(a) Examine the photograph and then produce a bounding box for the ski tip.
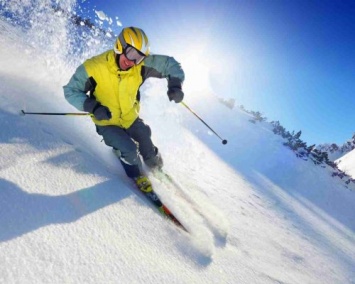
[179,223,189,233]
[160,205,188,233]
[20,110,26,116]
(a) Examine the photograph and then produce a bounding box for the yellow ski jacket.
[64,49,184,129]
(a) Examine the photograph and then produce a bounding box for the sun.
[173,43,214,104]
[171,38,238,107]
[181,49,212,91]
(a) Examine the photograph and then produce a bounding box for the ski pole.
[180,102,228,145]
[21,110,92,116]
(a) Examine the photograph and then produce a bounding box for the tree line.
[237,104,355,188]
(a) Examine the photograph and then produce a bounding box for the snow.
[94,10,112,25]
[0,13,354,284]
[337,149,355,179]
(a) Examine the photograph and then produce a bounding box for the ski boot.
[134,175,153,193]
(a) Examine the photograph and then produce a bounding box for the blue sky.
[77,0,355,145]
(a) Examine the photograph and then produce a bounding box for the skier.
[63,27,185,192]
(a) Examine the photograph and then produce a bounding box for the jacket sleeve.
[142,55,185,88]
[63,64,90,111]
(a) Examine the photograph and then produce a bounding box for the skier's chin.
[119,63,133,71]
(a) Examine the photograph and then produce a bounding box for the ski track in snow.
[150,172,228,255]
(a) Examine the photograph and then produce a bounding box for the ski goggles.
[123,45,146,65]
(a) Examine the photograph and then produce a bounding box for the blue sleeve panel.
[142,54,185,84]
[63,64,89,111]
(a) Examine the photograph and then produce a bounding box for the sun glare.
[174,43,214,104]
[171,38,239,106]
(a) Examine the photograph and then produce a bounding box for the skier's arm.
[142,55,185,102]
[63,65,90,111]
[142,54,185,85]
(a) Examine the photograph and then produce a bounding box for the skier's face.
[118,53,135,71]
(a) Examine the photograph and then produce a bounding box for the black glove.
[83,97,112,120]
[167,77,184,103]
[167,88,184,103]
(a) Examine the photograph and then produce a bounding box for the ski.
[152,170,203,214]
[151,170,229,240]
[151,170,194,205]
[133,180,188,232]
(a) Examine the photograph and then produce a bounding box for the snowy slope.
[0,17,355,284]
[337,149,355,179]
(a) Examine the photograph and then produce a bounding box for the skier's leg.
[126,118,163,169]
[96,125,142,178]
